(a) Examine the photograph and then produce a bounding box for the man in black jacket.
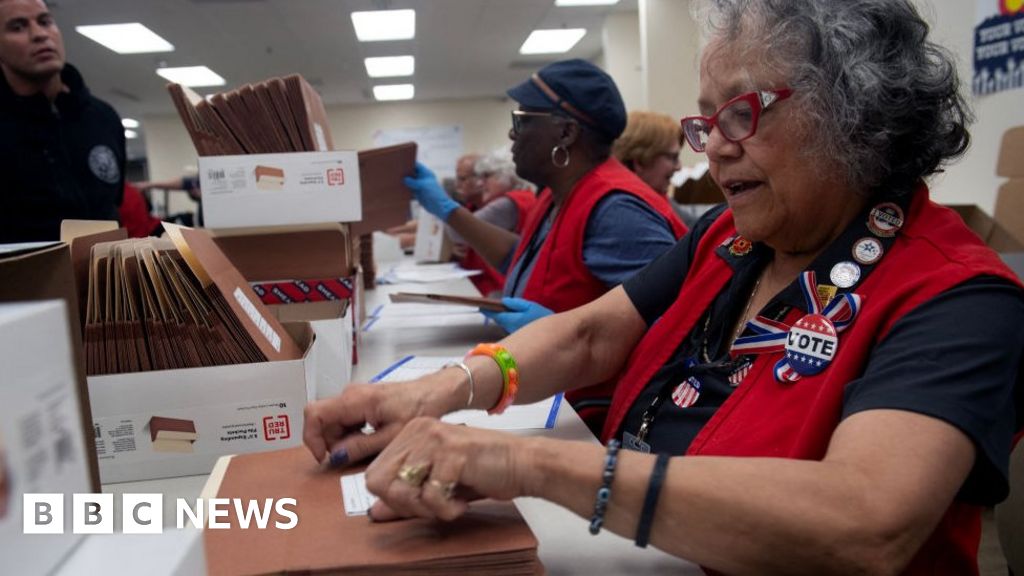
[0,0,125,242]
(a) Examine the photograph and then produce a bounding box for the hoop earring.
[551,145,570,168]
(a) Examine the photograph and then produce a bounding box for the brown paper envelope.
[164,223,302,362]
[351,142,418,235]
[195,98,246,155]
[283,74,333,152]
[238,84,281,153]
[206,447,540,576]
[167,83,224,156]
[252,83,292,153]
[210,92,260,155]
[266,77,304,152]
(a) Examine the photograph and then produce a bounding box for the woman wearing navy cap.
[308,0,1023,573]
[405,58,687,433]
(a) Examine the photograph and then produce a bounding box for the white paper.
[363,312,487,331]
[340,473,378,516]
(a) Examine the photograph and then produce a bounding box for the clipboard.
[389,292,508,312]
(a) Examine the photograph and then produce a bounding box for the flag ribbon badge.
[729,271,863,383]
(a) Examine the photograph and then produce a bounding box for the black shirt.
[0,64,125,243]
[621,204,1024,504]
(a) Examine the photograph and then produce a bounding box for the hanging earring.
[551,145,570,168]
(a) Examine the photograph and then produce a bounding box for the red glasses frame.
[680,88,793,153]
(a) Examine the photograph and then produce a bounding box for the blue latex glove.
[403,162,459,221]
[481,297,553,333]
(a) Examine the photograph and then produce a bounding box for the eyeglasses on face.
[510,109,570,134]
[680,88,793,153]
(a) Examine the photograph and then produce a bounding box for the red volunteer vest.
[511,158,687,431]
[602,185,1022,575]
[463,190,538,296]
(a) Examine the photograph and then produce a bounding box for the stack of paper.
[168,75,333,155]
[80,224,302,375]
[205,447,542,575]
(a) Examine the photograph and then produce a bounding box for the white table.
[77,254,700,576]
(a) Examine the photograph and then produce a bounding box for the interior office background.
[87,0,1021,218]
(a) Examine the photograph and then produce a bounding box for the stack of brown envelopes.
[82,224,302,375]
[205,446,543,575]
[168,74,333,155]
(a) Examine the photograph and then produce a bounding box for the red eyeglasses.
[680,88,793,153]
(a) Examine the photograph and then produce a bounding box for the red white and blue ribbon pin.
[730,271,863,382]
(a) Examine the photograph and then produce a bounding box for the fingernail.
[328,448,349,468]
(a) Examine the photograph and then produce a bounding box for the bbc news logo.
[23,494,298,534]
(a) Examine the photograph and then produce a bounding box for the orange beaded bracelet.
[467,343,519,415]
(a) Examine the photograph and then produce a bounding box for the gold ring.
[427,478,457,500]
[396,463,429,487]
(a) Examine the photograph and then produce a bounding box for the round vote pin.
[785,314,838,376]
[830,261,861,289]
[852,237,883,265]
[867,203,904,237]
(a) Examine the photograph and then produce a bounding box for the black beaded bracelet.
[635,452,670,548]
[588,439,621,535]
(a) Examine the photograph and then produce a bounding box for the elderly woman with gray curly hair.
[304,1,1024,573]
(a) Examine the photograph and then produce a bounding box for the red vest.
[602,185,1021,575]
[463,190,538,296]
[511,158,687,430]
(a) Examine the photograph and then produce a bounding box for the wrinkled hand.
[403,162,460,221]
[303,378,456,468]
[481,297,553,333]
[364,417,529,522]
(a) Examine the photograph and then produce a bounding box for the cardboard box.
[0,242,101,489]
[87,322,316,483]
[271,300,353,399]
[214,224,364,366]
[0,300,94,575]
[199,150,362,228]
[946,204,1024,252]
[995,126,1024,245]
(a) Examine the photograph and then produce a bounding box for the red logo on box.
[263,415,291,441]
[327,168,345,186]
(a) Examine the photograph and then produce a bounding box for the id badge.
[622,431,651,453]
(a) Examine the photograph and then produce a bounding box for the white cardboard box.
[87,326,317,484]
[0,300,93,575]
[199,150,362,228]
[271,301,353,400]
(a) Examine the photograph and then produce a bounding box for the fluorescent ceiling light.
[351,9,415,41]
[556,0,620,5]
[124,129,138,139]
[75,23,173,54]
[364,55,415,78]
[373,84,415,101]
[519,29,587,54]
[121,118,140,129]
[156,66,226,87]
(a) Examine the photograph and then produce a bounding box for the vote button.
[785,314,838,376]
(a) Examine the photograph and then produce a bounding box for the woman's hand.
[303,375,464,468]
[364,417,534,522]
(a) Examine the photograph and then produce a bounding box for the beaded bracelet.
[634,452,670,548]
[588,439,621,535]
[467,343,519,415]
[441,361,475,408]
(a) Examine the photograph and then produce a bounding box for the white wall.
[915,0,1023,212]
[602,11,645,112]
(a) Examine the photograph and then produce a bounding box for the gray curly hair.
[693,0,972,197]
[475,150,529,192]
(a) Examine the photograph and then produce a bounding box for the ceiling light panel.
[155,66,226,87]
[124,129,138,139]
[373,84,415,101]
[519,29,587,54]
[556,0,620,5]
[364,56,415,78]
[121,118,140,129]
[351,9,416,41]
[76,23,174,54]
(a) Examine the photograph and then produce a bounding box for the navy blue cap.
[506,59,627,140]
